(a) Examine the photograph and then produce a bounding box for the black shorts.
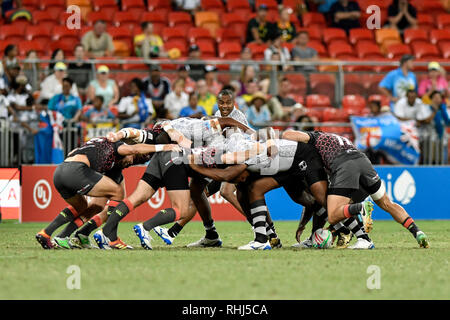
[141,164,189,191]
[53,161,103,199]
[328,153,381,198]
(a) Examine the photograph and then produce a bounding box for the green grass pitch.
[0,220,449,300]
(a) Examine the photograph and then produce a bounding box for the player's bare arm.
[281,130,311,143]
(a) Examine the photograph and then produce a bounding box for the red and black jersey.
[69,138,125,174]
[307,131,360,171]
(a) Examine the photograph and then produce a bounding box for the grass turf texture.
[0,220,449,300]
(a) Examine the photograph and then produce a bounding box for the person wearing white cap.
[40,62,79,101]
[418,62,449,103]
[87,65,119,108]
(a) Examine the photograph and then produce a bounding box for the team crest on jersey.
[298,160,307,171]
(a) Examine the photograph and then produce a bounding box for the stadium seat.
[430,29,450,45]
[305,108,324,122]
[322,108,349,122]
[219,41,242,59]
[356,42,383,59]
[22,0,39,10]
[306,94,332,108]
[66,0,92,20]
[297,28,321,41]
[201,0,225,16]
[310,74,336,103]
[109,26,133,50]
[86,11,113,26]
[221,13,247,42]
[162,27,188,42]
[226,0,252,17]
[349,28,374,45]
[18,40,46,56]
[386,43,411,60]
[141,12,167,31]
[375,29,400,47]
[328,42,355,59]
[98,57,122,70]
[285,74,307,96]
[114,11,140,29]
[49,39,78,56]
[216,27,241,44]
[197,41,216,58]
[344,74,365,96]
[168,12,193,28]
[417,13,434,31]
[188,27,213,44]
[121,0,145,11]
[302,12,326,28]
[0,25,26,42]
[368,94,390,108]
[195,12,220,36]
[92,0,117,11]
[322,28,347,45]
[411,0,444,16]
[343,58,373,72]
[164,40,188,57]
[281,42,295,52]
[412,42,441,59]
[255,0,278,10]
[246,42,268,60]
[436,14,450,29]
[403,29,428,45]
[147,0,171,11]
[32,10,59,29]
[122,58,148,71]
[40,0,65,10]
[438,42,450,59]
[25,25,52,45]
[307,40,327,58]
[113,40,130,57]
[342,95,366,111]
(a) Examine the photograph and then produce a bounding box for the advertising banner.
[0,168,20,219]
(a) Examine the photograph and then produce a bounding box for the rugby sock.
[102,199,134,241]
[266,222,277,239]
[344,217,371,242]
[167,222,183,238]
[76,215,103,237]
[250,199,268,243]
[44,206,78,236]
[343,203,363,218]
[312,206,327,234]
[106,200,120,216]
[402,217,420,238]
[56,218,84,238]
[203,219,219,240]
[142,208,179,231]
[330,221,349,237]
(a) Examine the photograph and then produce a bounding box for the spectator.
[267,77,297,120]
[81,20,114,58]
[393,88,430,122]
[230,47,260,73]
[48,77,82,123]
[0,44,18,79]
[422,91,450,138]
[239,65,258,95]
[40,62,79,102]
[329,0,361,34]
[368,99,383,117]
[196,79,217,116]
[386,0,417,33]
[22,50,43,88]
[291,31,318,72]
[143,64,171,119]
[134,22,166,59]
[276,7,297,42]
[68,44,92,97]
[379,54,416,107]
[174,0,201,15]
[187,44,205,81]
[174,65,196,93]
[418,62,449,103]
[204,65,221,96]
[264,33,291,71]
[295,114,315,131]
[317,0,339,14]
[179,92,206,118]
[245,92,271,130]
[7,75,34,122]
[246,4,274,44]
[0,63,21,95]
[83,96,117,124]
[164,78,189,119]
[117,78,154,128]
[48,49,64,73]
[87,65,119,108]
[0,0,27,20]
[240,80,259,108]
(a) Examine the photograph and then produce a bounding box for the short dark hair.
[217,89,234,99]
[369,100,381,109]
[94,95,104,103]
[4,44,16,56]
[95,20,106,25]
[130,78,143,91]
[429,90,442,99]
[62,77,74,86]
[189,91,197,99]
[297,31,309,37]
[220,85,235,93]
[141,21,150,29]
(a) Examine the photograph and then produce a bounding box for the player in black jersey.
[35,137,180,249]
[283,130,430,249]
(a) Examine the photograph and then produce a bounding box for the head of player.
[217,89,235,117]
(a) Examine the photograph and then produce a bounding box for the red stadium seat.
[197,40,216,58]
[307,40,327,58]
[122,59,148,71]
[328,42,355,59]
[188,27,214,47]
[40,0,65,10]
[344,74,365,95]
[411,0,444,16]
[0,25,26,42]
[18,40,46,56]
[221,13,247,42]
[305,108,324,122]
[436,14,450,29]
[310,74,335,103]
[322,108,349,122]
[246,42,268,60]
[412,42,441,59]
[202,0,225,10]
[322,28,347,45]
[50,39,78,56]
[22,0,39,10]
[255,0,278,10]
[285,74,307,96]
[386,43,411,60]
[306,94,331,108]
[164,40,188,57]
[218,41,242,59]
[52,26,80,43]
[92,0,118,11]
[430,29,450,45]
[216,27,241,43]
[438,42,450,59]
[168,12,193,28]
[342,95,366,111]
[162,27,188,42]
[25,25,52,45]
[147,0,171,11]
[114,11,140,29]
[403,29,428,45]
[417,13,434,31]
[226,0,252,17]
[369,94,390,107]
[86,11,113,26]
[356,42,383,59]
[195,11,220,36]
[121,0,145,11]
[349,28,374,45]
[109,26,133,50]
[141,12,167,31]
[302,12,326,28]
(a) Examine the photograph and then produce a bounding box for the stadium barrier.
[20,165,450,222]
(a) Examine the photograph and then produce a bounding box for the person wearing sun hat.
[87,65,119,108]
[418,61,449,104]
[245,91,271,130]
[40,62,79,102]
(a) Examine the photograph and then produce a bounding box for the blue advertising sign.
[350,114,420,165]
[266,166,450,221]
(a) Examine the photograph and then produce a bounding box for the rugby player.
[282,130,429,248]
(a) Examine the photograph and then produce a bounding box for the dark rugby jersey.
[69,138,125,174]
[307,131,360,171]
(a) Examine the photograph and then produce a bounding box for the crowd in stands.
[0,0,449,165]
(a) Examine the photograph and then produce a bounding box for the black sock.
[143,208,177,231]
[203,219,219,239]
[346,203,363,216]
[312,206,327,234]
[344,217,371,242]
[56,221,78,238]
[168,222,183,238]
[102,201,132,241]
[44,207,76,236]
[402,217,420,237]
[76,219,99,237]
[266,222,277,239]
[250,199,268,243]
